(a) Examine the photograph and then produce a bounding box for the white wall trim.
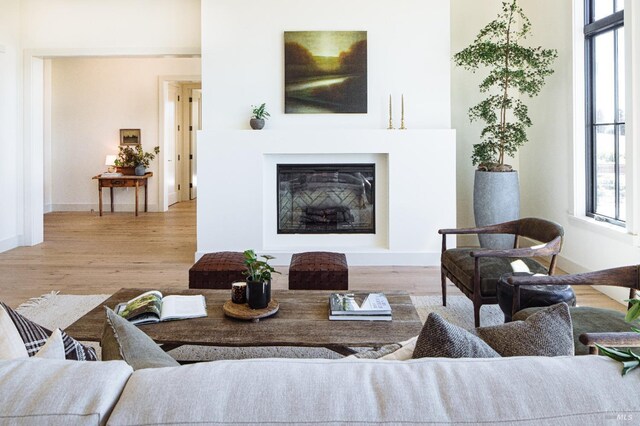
[571,0,586,219]
[194,250,440,267]
[50,203,161,212]
[0,236,21,254]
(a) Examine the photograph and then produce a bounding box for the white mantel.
[196,129,456,266]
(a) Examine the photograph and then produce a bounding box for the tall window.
[585,0,625,225]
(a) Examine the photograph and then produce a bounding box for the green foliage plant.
[251,103,270,120]
[597,298,640,376]
[453,0,557,172]
[114,145,160,168]
[243,249,280,282]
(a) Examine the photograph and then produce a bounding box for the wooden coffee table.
[65,288,423,355]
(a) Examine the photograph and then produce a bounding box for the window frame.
[584,2,625,226]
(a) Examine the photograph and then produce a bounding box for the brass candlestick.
[400,94,406,130]
[387,94,394,129]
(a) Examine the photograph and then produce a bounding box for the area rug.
[15,292,504,361]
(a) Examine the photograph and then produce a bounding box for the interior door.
[166,83,181,206]
[190,89,201,200]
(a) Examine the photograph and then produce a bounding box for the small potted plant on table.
[249,103,270,130]
[243,249,280,309]
[114,145,160,176]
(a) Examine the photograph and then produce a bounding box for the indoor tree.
[454,0,557,172]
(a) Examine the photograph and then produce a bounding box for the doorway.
[160,79,202,209]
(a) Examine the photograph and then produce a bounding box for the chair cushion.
[442,248,548,297]
[514,306,630,355]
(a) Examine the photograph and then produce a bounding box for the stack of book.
[329,292,392,321]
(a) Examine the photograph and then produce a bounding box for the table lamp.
[105,155,117,173]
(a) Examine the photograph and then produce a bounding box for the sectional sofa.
[1,355,638,425]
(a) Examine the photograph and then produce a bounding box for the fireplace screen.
[278,164,375,234]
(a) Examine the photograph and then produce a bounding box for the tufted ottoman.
[288,252,348,290]
[496,272,576,322]
[189,252,247,289]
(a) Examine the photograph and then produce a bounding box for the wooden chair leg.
[441,269,447,307]
[474,302,481,328]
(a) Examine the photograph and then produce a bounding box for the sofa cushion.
[0,358,132,426]
[34,328,66,359]
[0,302,97,361]
[413,313,501,358]
[101,307,180,370]
[476,303,574,356]
[515,305,631,355]
[0,304,28,359]
[107,356,640,425]
[442,249,548,297]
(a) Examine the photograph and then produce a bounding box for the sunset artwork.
[284,31,367,114]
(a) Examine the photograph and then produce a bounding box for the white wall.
[198,0,455,265]
[49,57,200,211]
[0,0,22,251]
[201,0,451,130]
[20,0,201,52]
[519,0,640,304]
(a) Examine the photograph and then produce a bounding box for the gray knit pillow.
[412,313,501,359]
[475,303,574,357]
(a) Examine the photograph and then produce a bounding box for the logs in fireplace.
[277,164,375,234]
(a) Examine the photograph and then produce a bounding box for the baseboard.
[44,204,53,214]
[50,203,160,213]
[195,251,440,266]
[0,235,20,254]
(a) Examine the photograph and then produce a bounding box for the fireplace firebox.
[277,164,375,234]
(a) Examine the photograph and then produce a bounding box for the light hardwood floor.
[0,200,625,313]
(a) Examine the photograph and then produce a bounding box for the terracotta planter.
[116,166,136,176]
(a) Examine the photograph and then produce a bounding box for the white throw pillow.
[0,305,28,360]
[379,336,417,360]
[34,328,66,359]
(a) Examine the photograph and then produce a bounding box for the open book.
[115,291,207,325]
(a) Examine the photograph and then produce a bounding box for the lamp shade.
[105,155,118,166]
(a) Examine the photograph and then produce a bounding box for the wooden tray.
[223,299,279,322]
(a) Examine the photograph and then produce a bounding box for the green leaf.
[625,299,640,322]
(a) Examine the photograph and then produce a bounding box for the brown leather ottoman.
[189,252,247,289]
[288,252,348,290]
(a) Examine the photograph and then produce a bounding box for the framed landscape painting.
[284,31,367,114]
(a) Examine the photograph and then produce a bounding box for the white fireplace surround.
[197,129,456,266]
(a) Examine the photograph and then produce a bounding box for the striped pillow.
[0,302,97,361]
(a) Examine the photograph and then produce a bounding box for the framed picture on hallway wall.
[284,31,367,114]
[120,129,141,146]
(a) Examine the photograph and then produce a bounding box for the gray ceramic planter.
[250,118,265,130]
[473,170,520,249]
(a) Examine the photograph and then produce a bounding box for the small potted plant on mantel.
[243,249,280,309]
[114,145,160,176]
[249,103,270,130]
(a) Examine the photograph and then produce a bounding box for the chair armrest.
[471,236,562,259]
[438,222,518,236]
[579,332,640,349]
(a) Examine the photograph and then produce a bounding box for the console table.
[92,173,152,216]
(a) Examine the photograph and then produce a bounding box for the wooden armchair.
[508,266,640,355]
[439,218,564,327]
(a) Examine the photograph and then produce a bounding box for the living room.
[1,0,639,424]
